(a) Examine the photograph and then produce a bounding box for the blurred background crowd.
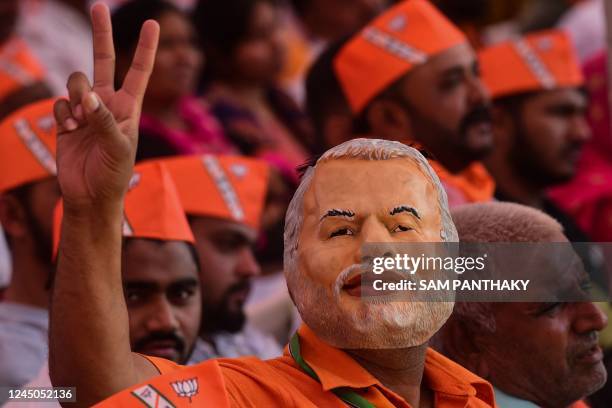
[1,0,612,406]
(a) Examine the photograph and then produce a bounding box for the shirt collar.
[286,324,495,400]
[424,347,494,398]
[286,324,379,391]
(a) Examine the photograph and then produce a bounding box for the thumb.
[82,91,116,136]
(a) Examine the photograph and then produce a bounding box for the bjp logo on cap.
[536,37,553,52]
[388,14,407,32]
[230,163,248,179]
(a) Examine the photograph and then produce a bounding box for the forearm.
[48,4,160,404]
[49,202,148,406]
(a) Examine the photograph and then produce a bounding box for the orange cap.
[161,155,270,230]
[0,38,46,101]
[334,0,466,113]
[53,161,194,257]
[479,30,583,99]
[0,98,57,193]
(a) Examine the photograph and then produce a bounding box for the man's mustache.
[334,263,410,294]
[460,104,492,135]
[133,331,186,354]
[569,331,600,360]
[561,140,585,159]
[335,264,363,297]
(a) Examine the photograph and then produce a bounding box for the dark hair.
[192,0,274,82]
[111,0,182,57]
[305,35,408,139]
[0,82,53,121]
[434,0,488,26]
[305,36,351,150]
[352,73,407,135]
[193,0,272,56]
[135,129,181,162]
[296,154,321,178]
[288,0,310,17]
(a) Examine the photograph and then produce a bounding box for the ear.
[0,194,30,240]
[468,326,499,380]
[366,99,412,142]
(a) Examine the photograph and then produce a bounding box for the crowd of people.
[0,0,611,407]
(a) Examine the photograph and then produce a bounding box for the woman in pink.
[193,0,316,182]
[111,0,236,161]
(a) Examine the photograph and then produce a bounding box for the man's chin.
[210,311,246,334]
[575,359,607,386]
[302,300,452,350]
[561,366,607,406]
[203,300,247,333]
[552,168,576,184]
[292,277,452,350]
[462,128,494,160]
[464,141,494,162]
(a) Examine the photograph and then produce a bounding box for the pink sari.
[139,96,237,156]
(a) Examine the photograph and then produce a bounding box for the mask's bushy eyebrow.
[390,205,420,219]
[321,209,355,221]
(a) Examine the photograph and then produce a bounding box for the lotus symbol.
[171,378,199,403]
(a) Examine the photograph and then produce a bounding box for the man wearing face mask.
[47,5,496,407]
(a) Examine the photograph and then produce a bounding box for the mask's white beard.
[291,265,454,349]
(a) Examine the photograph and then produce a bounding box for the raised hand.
[53,3,159,208]
[49,6,161,403]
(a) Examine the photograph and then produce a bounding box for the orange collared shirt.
[390,139,494,206]
[429,161,495,205]
[97,325,496,407]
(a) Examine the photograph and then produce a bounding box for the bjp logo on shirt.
[170,378,199,403]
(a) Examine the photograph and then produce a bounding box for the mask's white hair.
[283,138,458,287]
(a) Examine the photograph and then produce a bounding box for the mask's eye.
[391,225,412,233]
[330,228,354,238]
